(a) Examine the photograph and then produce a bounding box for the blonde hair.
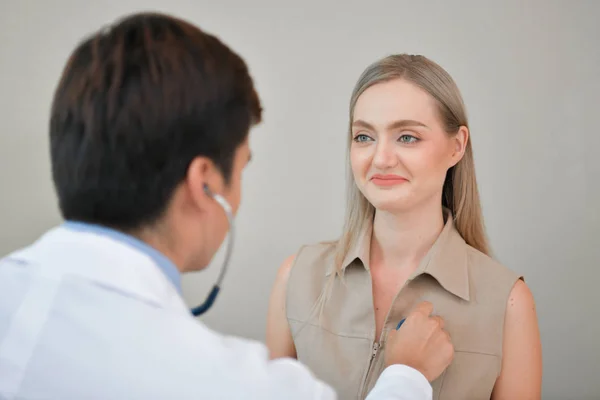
[334,54,490,277]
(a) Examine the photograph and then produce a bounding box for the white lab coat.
[0,222,432,399]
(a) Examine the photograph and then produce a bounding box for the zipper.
[360,250,422,399]
[360,342,381,399]
[359,265,380,400]
[360,278,411,398]
[371,342,380,359]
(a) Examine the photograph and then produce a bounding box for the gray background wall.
[1,0,598,398]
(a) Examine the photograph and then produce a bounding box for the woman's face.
[350,79,468,213]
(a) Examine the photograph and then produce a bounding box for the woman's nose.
[372,140,398,169]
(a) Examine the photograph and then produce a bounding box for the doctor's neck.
[371,198,445,270]
[132,218,192,273]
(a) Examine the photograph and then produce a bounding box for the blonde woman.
[266,54,542,399]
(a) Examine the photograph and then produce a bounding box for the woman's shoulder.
[293,239,338,263]
[464,244,522,288]
[276,240,338,282]
[461,244,527,313]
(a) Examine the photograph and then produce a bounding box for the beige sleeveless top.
[286,214,521,400]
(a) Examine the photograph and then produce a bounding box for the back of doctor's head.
[49,12,262,231]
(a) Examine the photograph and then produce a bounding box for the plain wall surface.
[1,1,598,398]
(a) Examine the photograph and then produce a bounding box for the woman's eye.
[353,134,373,143]
[399,134,418,144]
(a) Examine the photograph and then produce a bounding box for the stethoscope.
[190,184,235,317]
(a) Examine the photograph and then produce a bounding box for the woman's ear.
[449,126,469,167]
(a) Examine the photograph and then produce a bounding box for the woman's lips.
[370,174,408,187]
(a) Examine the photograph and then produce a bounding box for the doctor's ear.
[186,157,223,207]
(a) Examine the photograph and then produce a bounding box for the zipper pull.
[371,342,380,359]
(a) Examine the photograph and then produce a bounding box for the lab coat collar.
[62,221,183,295]
[8,222,191,315]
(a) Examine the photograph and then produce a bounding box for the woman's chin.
[368,197,413,214]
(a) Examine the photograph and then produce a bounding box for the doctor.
[0,12,453,400]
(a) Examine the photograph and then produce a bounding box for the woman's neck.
[370,200,445,271]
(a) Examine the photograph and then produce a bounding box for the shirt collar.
[412,214,470,301]
[327,209,471,301]
[62,220,182,295]
[341,220,373,272]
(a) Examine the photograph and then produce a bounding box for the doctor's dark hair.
[50,12,262,230]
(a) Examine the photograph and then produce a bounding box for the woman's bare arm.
[265,254,297,360]
[491,279,543,399]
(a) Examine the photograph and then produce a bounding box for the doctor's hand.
[384,301,454,382]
